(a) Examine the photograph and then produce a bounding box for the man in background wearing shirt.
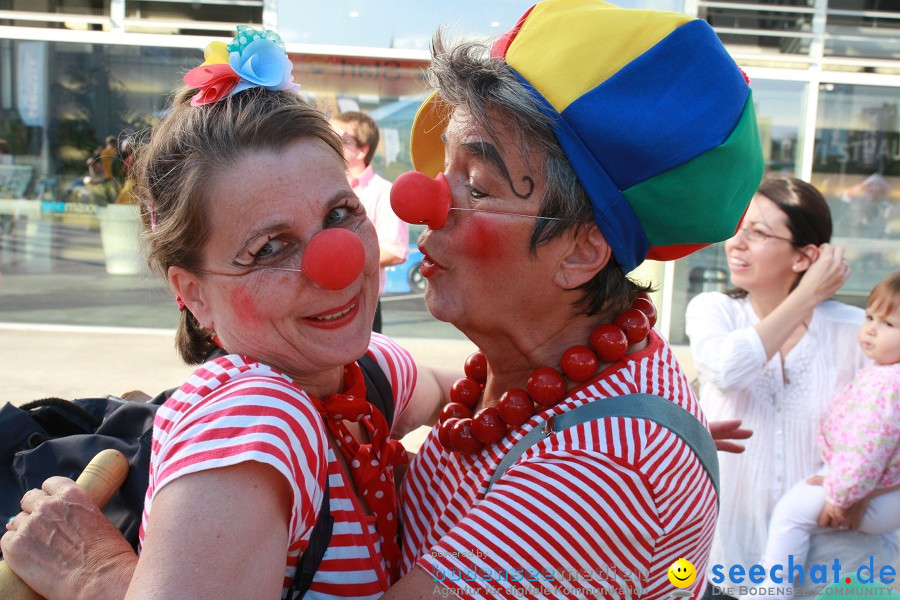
[331,111,408,333]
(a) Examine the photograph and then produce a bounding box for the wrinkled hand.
[1,477,137,600]
[710,419,753,453]
[793,243,850,306]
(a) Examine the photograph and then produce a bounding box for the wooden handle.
[0,449,130,600]
[74,448,131,508]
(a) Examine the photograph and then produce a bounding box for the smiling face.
[176,138,380,378]
[724,193,809,297]
[330,119,368,175]
[668,558,697,588]
[417,108,570,336]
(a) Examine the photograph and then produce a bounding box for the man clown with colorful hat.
[383,0,763,597]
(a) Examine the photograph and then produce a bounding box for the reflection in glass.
[812,83,899,306]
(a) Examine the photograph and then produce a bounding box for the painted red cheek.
[229,286,260,324]
[461,218,506,262]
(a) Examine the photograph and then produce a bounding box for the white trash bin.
[99,204,145,275]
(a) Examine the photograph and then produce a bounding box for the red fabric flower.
[183,63,240,107]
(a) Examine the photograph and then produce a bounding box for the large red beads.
[443,298,656,456]
[631,297,657,328]
[614,308,651,344]
[438,417,459,448]
[471,407,507,444]
[527,367,567,407]
[449,418,484,454]
[589,324,628,363]
[497,388,534,426]
[464,351,488,384]
[450,377,482,409]
[440,402,472,422]
[560,345,598,383]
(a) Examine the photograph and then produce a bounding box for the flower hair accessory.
[183,26,300,107]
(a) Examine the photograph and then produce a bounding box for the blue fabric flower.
[185,26,300,107]
[229,37,298,94]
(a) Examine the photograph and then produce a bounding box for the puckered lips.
[418,247,445,279]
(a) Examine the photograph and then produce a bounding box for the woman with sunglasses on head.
[685,177,866,585]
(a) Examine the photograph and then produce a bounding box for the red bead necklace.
[438,294,658,455]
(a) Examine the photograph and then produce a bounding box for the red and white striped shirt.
[139,333,417,600]
[400,331,717,599]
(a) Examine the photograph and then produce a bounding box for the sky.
[276,0,684,50]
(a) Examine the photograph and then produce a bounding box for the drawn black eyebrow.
[460,141,534,199]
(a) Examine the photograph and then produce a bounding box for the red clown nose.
[390,171,451,230]
[301,228,366,290]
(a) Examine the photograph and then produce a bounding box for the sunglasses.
[340,134,362,148]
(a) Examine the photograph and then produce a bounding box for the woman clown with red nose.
[1,2,761,600]
[385,0,763,597]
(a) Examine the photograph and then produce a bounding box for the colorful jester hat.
[184,26,300,107]
[410,0,765,273]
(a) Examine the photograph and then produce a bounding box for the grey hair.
[427,30,651,317]
[428,31,594,250]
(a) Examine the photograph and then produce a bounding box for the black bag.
[0,354,395,598]
[0,395,158,551]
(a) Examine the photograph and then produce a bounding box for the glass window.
[811,82,900,307]
[292,53,428,179]
[699,1,815,58]
[124,1,263,23]
[825,0,900,61]
[0,40,198,328]
[1,0,112,30]
[0,39,459,338]
[753,79,808,174]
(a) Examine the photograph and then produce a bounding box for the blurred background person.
[0,138,12,164]
[686,177,864,593]
[98,136,118,182]
[330,111,408,333]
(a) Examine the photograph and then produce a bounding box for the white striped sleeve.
[153,376,329,545]
[418,450,661,599]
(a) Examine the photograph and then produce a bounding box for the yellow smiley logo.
[668,558,697,588]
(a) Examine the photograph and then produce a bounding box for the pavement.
[0,324,478,407]
[0,323,481,451]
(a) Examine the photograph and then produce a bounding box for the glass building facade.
[0,0,898,342]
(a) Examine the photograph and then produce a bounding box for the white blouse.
[685,292,866,569]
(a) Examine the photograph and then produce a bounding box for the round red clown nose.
[390,171,451,230]
[301,228,365,290]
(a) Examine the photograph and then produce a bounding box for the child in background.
[756,271,900,594]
